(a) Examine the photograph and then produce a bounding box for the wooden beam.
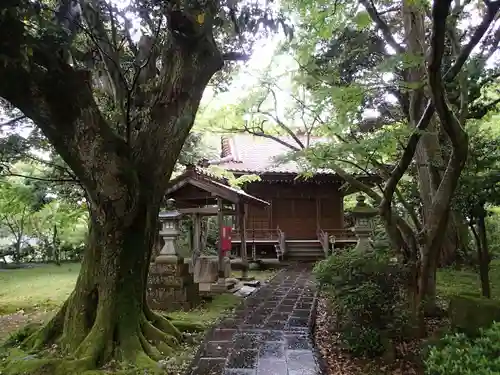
[178,207,236,215]
[239,202,248,279]
[192,213,201,260]
[217,197,225,279]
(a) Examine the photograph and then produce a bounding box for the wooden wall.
[244,183,343,240]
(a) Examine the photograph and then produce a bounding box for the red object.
[221,226,232,254]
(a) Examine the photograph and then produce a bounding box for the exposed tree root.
[2,304,197,375]
[22,298,69,351]
[169,319,206,333]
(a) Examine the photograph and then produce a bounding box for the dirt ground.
[0,310,53,342]
[314,297,447,375]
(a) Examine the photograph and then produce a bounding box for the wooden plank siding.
[239,182,344,241]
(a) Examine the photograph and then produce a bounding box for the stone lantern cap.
[351,194,378,218]
[159,210,182,220]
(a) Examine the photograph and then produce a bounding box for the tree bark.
[471,205,491,299]
[477,211,491,298]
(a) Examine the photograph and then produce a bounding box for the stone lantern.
[156,210,182,262]
[147,209,200,312]
[351,194,378,252]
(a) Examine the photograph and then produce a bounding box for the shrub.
[425,322,500,375]
[314,248,409,357]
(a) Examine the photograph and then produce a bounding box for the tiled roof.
[165,165,269,206]
[207,134,333,174]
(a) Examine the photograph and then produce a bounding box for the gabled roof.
[202,134,331,174]
[165,165,269,207]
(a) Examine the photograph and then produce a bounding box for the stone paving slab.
[186,265,322,375]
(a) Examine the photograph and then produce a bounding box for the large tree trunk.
[19,193,184,372]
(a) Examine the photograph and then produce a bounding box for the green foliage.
[0,165,87,263]
[454,123,500,215]
[425,322,500,375]
[486,212,500,256]
[30,200,88,262]
[207,166,261,188]
[314,248,409,356]
[0,177,38,260]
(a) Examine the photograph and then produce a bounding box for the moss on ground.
[0,293,241,375]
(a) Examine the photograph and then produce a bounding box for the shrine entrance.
[160,165,269,291]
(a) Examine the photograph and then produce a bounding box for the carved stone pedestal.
[146,255,201,312]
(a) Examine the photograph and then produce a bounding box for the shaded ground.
[314,261,500,375]
[187,265,322,375]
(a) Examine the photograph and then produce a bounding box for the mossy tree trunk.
[0,4,223,371]
[25,195,187,369]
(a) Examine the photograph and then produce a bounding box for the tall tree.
[0,0,289,371]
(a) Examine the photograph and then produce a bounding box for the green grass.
[0,264,80,314]
[0,263,276,315]
[437,259,500,300]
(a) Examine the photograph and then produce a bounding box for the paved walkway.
[187,266,322,375]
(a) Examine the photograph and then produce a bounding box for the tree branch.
[222,52,250,61]
[2,172,78,183]
[359,0,405,54]
[0,115,27,127]
[468,97,500,119]
[81,0,129,122]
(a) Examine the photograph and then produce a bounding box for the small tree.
[0,177,37,262]
[31,199,88,264]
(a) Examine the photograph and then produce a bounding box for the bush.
[314,248,409,357]
[425,322,500,375]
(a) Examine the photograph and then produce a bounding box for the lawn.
[0,263,276,314]
[436,259,500,300]
[0,264,80,314]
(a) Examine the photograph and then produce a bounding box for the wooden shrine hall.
[198,134,381,262]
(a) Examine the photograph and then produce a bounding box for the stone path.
[186,265,322,375]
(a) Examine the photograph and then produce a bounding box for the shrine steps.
[285,240,325,262]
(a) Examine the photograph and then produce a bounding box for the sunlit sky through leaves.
[0,1,498,139]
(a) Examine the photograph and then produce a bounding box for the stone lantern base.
[146,255,201,312]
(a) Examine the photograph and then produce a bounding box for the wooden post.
[189,213,201,274]
[217,197,225,279]
[193,213,201,255]
[239,202,248,280]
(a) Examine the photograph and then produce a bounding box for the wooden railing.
[276,227,286,259]
[319,228,357,253]
[317,229,330,257]
[232,228,279,242]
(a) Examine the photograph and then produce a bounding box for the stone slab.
[233,285,257,297]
